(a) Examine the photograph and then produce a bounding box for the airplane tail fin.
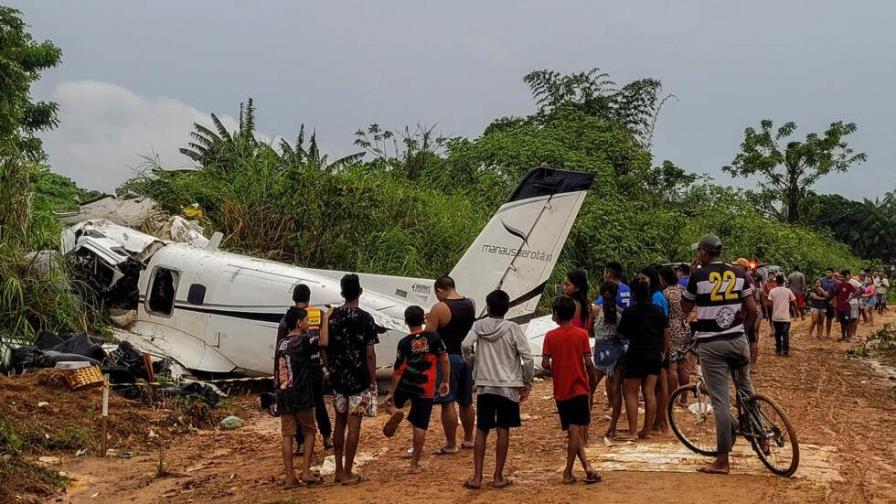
[449,167,594,323]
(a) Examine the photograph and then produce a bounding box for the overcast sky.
[11,1,896,199]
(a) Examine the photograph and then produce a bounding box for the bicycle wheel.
[744,393,799,477]
[668,384,718,456]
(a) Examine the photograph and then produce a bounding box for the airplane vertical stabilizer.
[449,167,594,323]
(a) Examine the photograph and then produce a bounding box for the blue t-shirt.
[651,290,669,316]
[596,282,632,310]
[820,277,836,294]
[678,276,689,288]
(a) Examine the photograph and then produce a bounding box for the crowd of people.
[269,234,891,488]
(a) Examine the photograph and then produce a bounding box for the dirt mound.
[0,370,252,502]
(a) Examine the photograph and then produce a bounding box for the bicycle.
[667,356,800,477]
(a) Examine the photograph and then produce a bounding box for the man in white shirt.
[768,274,796,356]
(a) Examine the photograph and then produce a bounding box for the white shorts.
[334,390,373,416]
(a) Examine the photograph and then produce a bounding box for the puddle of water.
[583,442,842,482]
[313,448,389,476]
[869,359,896,381]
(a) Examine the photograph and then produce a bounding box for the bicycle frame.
[690,362,773,445]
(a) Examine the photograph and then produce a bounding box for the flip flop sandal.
[433,446,460,455]
[463,479,481,490]
[382,411,404,438]
[461,441,475,449]
[562,477,577,485]
[584,472,602,484]
[302,477,323,486]
[341,474,367,486]
[491,479,513,489]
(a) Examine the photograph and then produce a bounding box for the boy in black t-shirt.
[275,307,320,487]
[383,305,450,473]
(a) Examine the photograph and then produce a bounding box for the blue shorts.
[594,339,628,376]
[433,353,473,406]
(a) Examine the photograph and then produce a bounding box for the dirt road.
[54,313,896,504]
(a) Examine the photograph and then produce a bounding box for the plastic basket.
[62,365,104,390]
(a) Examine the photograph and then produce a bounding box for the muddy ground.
[11,312,896,503]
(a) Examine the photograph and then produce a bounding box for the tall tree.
[353,123,447,179]
[522,68,673,147]
[723,120,866,224]
[0,7,62,160]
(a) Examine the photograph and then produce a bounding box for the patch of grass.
[848,323,896,365]
[0,455,68,502]
[0,413,70,501]
[16,421,98,453]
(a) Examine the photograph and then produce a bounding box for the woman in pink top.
[862,280,876,324]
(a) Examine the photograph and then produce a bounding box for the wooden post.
[101,374,109,457]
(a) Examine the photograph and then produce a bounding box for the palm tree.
[278,125,363,173]
[179,98,259,171]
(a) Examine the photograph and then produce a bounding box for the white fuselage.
[130,243,433,375]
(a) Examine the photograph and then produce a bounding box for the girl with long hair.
[589,280,627,438]
[639,266,670,434]
[617,278,669,440]
[564,269,592,330]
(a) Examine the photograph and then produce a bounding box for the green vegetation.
[724,120,866,224]
[30,169,100,249]
[0,4,877,345]
[808,192,896,264]
[119,68,863,297]
[0,6,62,161]
[848,323,896,367]
[0,412,69,502]
[0,10,99,345]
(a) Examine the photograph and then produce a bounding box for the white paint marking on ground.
[584,442,842,482]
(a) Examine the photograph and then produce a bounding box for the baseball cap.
[691,233,723,253]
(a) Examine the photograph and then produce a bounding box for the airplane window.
[187,283,206,305]
[148,268,177,316]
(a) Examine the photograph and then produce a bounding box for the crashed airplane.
[62,167,594,377]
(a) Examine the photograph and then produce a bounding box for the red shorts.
[795,294,805,310]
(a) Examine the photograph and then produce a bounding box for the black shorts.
[747,325,757,344]
[556,395,590,431]
[393,390,434,430]
[825,305,835,319]
[623,353,661,379]
[476,393,521,431]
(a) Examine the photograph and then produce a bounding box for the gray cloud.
[14,0,896,199]
[44,80,239,192]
